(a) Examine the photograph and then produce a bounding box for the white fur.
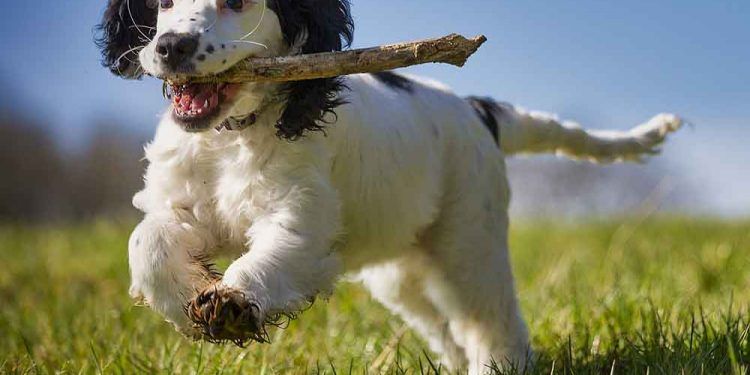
[128,1,683,373]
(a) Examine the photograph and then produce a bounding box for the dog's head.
[96,0,353,137]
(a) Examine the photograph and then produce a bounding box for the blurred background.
[1,2,749,372]
[1,0,748,222]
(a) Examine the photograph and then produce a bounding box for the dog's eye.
[224,0,244,12]
[160,0,174,9]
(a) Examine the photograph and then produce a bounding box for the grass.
[1,217,750,374]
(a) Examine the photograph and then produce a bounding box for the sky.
[0,0,748,216]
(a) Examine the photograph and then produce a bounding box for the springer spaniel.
[97,0,682,372]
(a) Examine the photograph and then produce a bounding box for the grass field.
[2,218,750,374]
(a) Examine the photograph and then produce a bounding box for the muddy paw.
[186,283,266,346]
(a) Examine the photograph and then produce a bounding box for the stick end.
[447,34,488,67]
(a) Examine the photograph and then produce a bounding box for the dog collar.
[215,92,285,132]
[217,113,258,132]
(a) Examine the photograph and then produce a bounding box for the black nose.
[155,32,199,70]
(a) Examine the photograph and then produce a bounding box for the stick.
[186,33,487,84]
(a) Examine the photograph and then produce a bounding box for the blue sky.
[0,1,748,215]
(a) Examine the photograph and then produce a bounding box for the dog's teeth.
[204,100,209,107]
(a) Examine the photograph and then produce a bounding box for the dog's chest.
[209,140,272,243]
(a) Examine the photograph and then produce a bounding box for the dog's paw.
[129,285,147,306]
[186,283,267,346]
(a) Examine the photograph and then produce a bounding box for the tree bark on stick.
[185,34,487,84]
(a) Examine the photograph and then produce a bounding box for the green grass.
[1,218,750,374]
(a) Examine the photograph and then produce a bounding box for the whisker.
[228,40,269,49]
[120,56,138,65]
[238,0,267,41]
[127,0,153,43]
[114,45,145,67]
[128,24,156,31]
[223,0,269,51]
[204,14,219,32]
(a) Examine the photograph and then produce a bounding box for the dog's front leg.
[128,210,219,337]
[187,181,342,345]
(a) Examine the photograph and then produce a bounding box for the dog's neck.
[218,83,286,132]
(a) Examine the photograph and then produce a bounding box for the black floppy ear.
[269,0,354,140]
[95,0,158,79]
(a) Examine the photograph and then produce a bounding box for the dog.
[96,0,682,372]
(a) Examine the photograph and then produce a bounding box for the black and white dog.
[97,0,681,372]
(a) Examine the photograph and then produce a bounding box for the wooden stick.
[187,33,487,84]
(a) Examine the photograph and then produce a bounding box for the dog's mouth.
[167,82,241,131]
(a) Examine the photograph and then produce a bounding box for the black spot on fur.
[371,71,414,93]
[267,0,354,140]
[95,0,158,79]
[206,44,215,54]
[196,54,206,61]
[466,96,504,144]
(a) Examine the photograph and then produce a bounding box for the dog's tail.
[467,97,683,163]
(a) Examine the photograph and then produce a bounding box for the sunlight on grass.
[1,218,749,373]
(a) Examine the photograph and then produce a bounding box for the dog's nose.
[155,32,199,69]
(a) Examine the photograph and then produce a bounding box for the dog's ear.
[269,0,354,140]
[95,0,158,79]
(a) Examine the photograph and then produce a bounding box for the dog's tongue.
[172,83,220,117]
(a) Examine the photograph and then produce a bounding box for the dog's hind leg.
[421,236,531,374]
[418,164,531,374]
[356,254,468,371]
